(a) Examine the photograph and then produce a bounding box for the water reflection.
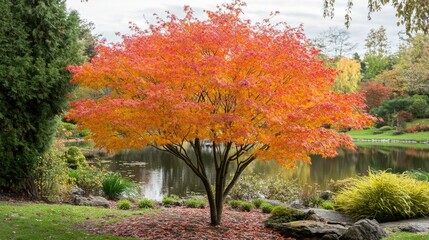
[105,145,429,200]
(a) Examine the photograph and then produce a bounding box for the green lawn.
[0,201,152,240]
[349,128,429,141]
[348,118,429,143]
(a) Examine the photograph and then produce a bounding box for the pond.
[104,144,429,200]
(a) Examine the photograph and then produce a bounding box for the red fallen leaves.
[88,207,286,239]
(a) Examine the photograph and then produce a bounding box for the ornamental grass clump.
[102,174,137,200]
[335,171,429,222]
[137,198,156,209]
[117,199,132,210]
[184,197,206,208]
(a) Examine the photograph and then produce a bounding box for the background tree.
[333,57,362,93]
[396,34,429,95]
[365,26,389,56]
[362,27,397,81]
[323,0,429,34]
[68,2,374,225]
[361,82,393,110]
[314,27,356,58]
[0,0,82,195]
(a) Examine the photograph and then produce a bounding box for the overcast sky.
[66,0,405,56]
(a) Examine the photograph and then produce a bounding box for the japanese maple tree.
[67,1,374,225]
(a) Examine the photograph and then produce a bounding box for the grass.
[384,232,429,239]
[0,201,154,240]
[354,141,429,149]
[349,128,429,141]
[348,118,429,144]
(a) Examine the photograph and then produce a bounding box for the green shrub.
[117,199,132,210]
[229,199,244,209]
[69,167,106,196]
[379,126,393,131]
[264,206,307,229]
[184,197,206,208]
[64,147,88,169]
[411,98,429,118]
[252,198,265,208]
[335,171,429,222]
[78,129,91,138]
[137,198,155,209]
[260,203,274,213]
[240,202,254,212]
[102,174,138,200]
[320,201,335,210]
[33,145,72,202]
[162,195,180,206]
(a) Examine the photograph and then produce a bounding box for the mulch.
[87,206,287,239]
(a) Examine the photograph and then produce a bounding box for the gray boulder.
[72,195,110,208]
[340,219,387,240]
[277,220,348,240]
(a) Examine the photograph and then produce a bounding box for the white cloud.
[67,0,404,55]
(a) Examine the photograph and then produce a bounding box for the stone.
[277,220,348,240]
[72,195,110,208]
[398,224,428,233]
[290,199,306,209]
[305,210,325,222]
[320,190,334,200]
[71,186,85,196]
[340,219,387,240]
[322,234,341,240]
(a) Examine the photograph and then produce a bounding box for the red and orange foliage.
[360,81,393,110]
[67,1,374,168]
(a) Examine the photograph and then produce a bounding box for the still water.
[105,144,429,200]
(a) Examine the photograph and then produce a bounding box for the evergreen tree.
[0,0,81,195]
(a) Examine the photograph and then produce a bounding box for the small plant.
[184,197,206,208]
[102,174,137,200]
[64,146,88,169]
[379,126,393,131]
[137,198,156,209]
[117,199,132,210]
[320,201,335,210]
[240,202,254,212]
[162,195,180,206]
[260,203,274,213]
[229,199,244,209]
[252,198,265,208]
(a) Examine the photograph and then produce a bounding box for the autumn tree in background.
[361,82,393,110]
[333,57,362,93]
[68,1,374,225]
